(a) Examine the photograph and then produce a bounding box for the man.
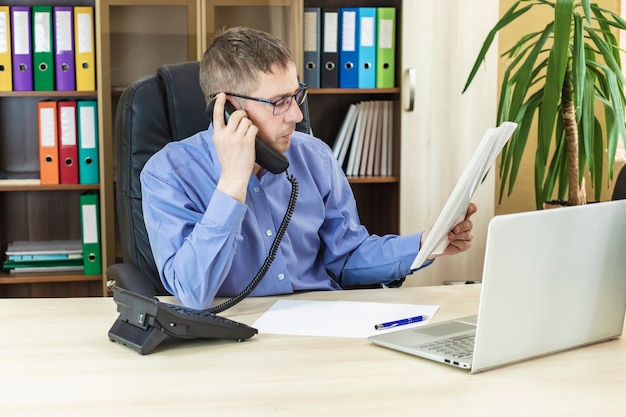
[141,27,477,310]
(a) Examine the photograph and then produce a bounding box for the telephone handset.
[206,99,289,174]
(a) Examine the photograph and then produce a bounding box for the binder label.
[361,17,374,47]
[34,11,51,53]
[55,11,72,52]
[0,12,7,53]
[341,11,356,52]
[60,106,77,145]
[13,11,29,54]
[82,204,98,243]
[303,12,318,52]
[76,13,93,53]
[323,13,338,53]
[40,107,55,146]
[379,19,394,49]
[79,106,96,148]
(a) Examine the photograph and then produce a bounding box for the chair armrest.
[106,263,164,297]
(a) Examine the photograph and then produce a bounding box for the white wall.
[400,0,499,286]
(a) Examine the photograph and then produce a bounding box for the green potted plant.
[464,0,626,209]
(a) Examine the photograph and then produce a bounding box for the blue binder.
[339,8,358,88]
[77,100,99,184]
[357,8,377,89]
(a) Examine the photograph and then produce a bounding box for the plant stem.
[562,69,586,205]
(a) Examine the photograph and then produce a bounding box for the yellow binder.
[0,6,12,91]
[74,6,95,91]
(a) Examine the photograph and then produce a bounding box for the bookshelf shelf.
[347,176,399,184]
[0,272,101,285]
[308,87,399,95]
[0,184,100,192]
[0,91,96,98]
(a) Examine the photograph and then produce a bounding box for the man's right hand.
[212,93,258,203]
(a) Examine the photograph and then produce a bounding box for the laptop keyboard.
[418,335,475,359]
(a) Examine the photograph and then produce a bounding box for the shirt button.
[253,186,260,193]
[265,229,273,237]
[278,273,285,280]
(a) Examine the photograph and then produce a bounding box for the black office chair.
[106,61,311,296]
[612,164,626,200]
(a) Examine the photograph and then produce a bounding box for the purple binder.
[53,6,75,91]
[10,6,33,91]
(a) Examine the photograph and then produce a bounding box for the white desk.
[1,285,625,416]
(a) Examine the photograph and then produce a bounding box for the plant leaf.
[509,23,553,118]
[463,1,533,93]
[538,0,573,155]
[571,13,585,121]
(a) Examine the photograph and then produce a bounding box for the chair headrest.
[157,62,209,141]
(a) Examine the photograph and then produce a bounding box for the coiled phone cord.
[208,171,298,314]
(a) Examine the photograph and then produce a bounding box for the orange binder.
[57,101,78,184]
[38,101,59,184]
[0,6,12,91]
[74,6,95,91]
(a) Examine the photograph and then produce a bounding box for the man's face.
[241,62,304,154]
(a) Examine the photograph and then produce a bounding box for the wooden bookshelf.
[0,0,101,297]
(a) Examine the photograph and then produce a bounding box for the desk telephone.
[108,287,258,355]
[206,99,290,174]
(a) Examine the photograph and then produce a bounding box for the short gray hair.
[199,26,294,105]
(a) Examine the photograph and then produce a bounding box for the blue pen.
[374,315,429,330]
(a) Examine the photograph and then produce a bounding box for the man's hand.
[212,93,258,203]
[422,202,478,260]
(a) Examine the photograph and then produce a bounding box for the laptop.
[368,199,626,373]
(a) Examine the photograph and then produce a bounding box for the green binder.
[32,6,55,91]
[80,192,102,275]
[375,7,396,88]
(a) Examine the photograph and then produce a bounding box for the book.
[9,265,84,274]
[6,239,82,256]
[3,258,83,269]
[0,171,41,186]
[381,100,393,176]
[410,122,519,269]
[345,101,370,176]
[358,100,376,176]
[8,253,82,261]
[333,103,359,168]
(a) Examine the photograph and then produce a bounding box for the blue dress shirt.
[141,127,430,309]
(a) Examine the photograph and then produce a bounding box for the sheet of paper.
[252,299,439,338]
[411,121,518,269]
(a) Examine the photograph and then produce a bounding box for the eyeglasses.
[210,82,308,116]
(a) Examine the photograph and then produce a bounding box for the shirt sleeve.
[316,148,433,288]
[141,169,247,309]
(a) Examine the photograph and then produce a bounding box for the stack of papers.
[411,121,518,269]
